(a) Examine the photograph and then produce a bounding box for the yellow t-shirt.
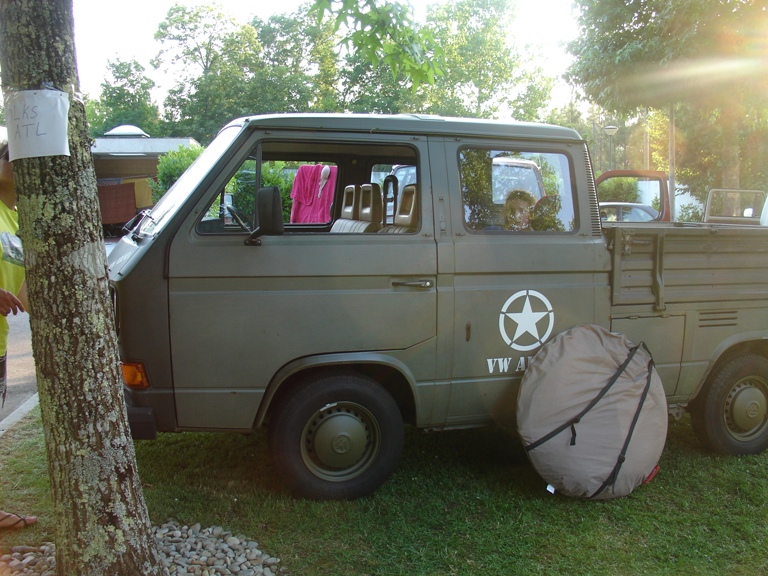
[0,201,25,356]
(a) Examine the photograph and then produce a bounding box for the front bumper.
[126,403,158,440]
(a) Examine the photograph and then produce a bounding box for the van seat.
[340,184,359,220]
[330,183,383,233]
[379,184,418,233]
[359,184,383,231]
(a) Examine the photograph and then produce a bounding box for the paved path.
[0,312,39,437]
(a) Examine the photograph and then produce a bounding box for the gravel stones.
[0,521,285,576]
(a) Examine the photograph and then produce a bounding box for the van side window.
[196,140,419,235]
[459,148,575,233]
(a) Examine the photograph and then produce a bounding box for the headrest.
[531,195,563,231]
[340,185,360,220]
[395,184,418,228]
[360,183,383,224]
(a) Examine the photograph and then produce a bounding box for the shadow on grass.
[2,408,767,576]
[135,417,701,514]
[132,416,768,575]
[134,424,547,574]
[134,424,535,514]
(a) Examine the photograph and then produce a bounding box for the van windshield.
[135,124,243,238]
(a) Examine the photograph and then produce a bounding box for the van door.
[440,139,612,428]
[166,129,438,430]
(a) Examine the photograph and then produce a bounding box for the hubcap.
[724,377,768,440]
[301,402,380,481]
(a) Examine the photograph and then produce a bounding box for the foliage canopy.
[568,0,768,112]
[89,0,553,144]
[567,0,768,197]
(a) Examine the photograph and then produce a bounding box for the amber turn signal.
[122,362,150,389]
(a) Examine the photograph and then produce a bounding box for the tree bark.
[0,2,164,574]
[718,104,741,189]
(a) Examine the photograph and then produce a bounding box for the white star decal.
[498,290,555,352]
[506,296,550,342]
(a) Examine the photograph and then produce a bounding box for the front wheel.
[268,371,404,500]
[690,354,768,455]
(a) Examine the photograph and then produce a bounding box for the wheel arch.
[254,353,419,429]
[689,344,768,455]
[694,334,768,402]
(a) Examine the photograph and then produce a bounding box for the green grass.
[1,408,767,575]
[0,407,54,555]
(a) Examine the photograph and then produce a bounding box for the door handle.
[392,279,434,288]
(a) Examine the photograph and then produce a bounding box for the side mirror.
[245,186,284,245]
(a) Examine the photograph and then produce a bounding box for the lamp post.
[603,125,618,170]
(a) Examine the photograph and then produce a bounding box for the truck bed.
[606,223,768,311]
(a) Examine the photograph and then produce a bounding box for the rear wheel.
[690,354,768,455]
[268,371,404,499]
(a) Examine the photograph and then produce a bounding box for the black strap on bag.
[589,353,655,499]
[525,343,643,453]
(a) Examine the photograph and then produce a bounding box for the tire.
[268,371,404,500]
[690,354,768,455]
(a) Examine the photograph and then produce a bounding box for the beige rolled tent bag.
[517,325,667,499]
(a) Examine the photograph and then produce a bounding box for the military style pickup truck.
[108,114,768,499]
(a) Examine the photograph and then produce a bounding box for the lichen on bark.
[0,1,165,574]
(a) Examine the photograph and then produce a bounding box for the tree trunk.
[718,104,741,189]
[0,2,164,574]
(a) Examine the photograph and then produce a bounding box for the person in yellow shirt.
[0,133,27,402]
[0,131,36,530]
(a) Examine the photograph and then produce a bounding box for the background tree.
[88,59,160,137]
[0,1,162,574]
[311,0,442,88]
[597,177,640,203]
[154,3,264,143]
[252,11,341,113]
[155,5,346,143]
[168,24,265,143]
[153,3,238,78]
[545,104,629,174]
[546,102,594,139]
[149,143,204,204]
[423,0,551,120]
[568,0,768,202]
[312,0,552,120]
[339,51,426,113]
[81,0,561,145]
